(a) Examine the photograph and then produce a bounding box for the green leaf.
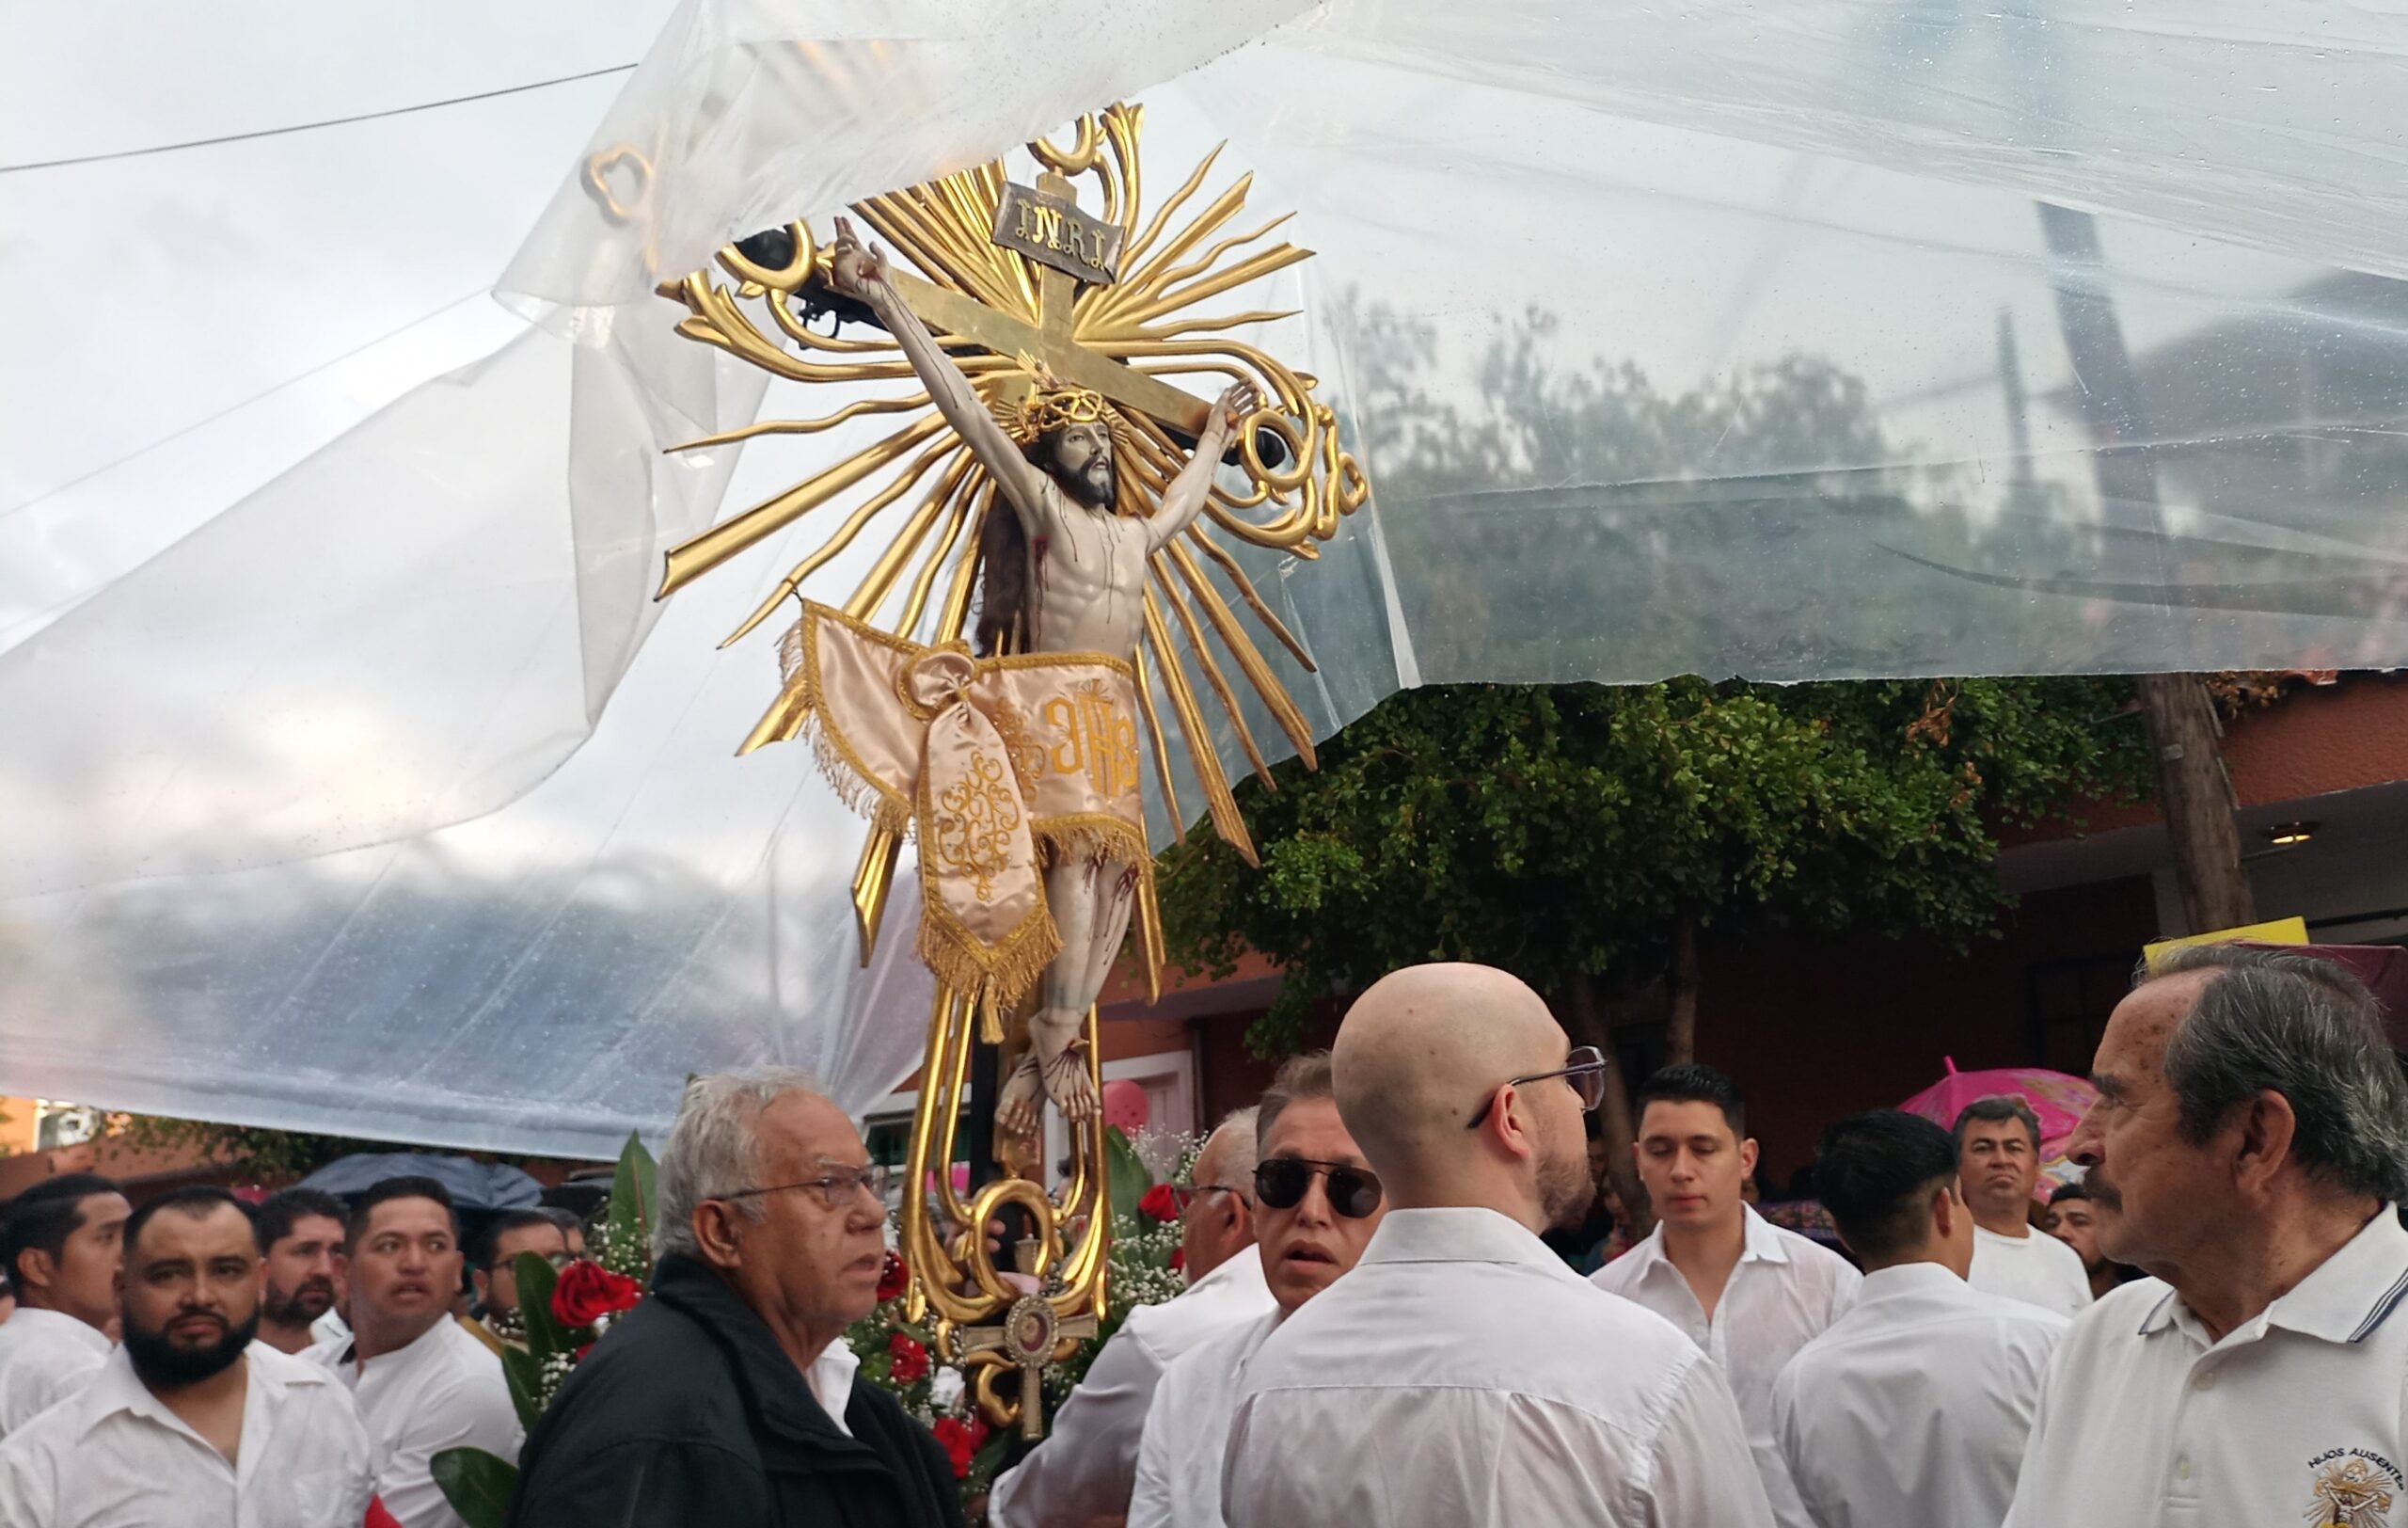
[1104,1125,1152,1223]
[610,1130,658,1261]
[512,1251,573,1359]
[499,1345,547,1435]
[432,1447,517,1528]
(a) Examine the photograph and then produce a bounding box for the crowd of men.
[0,938,2402,1526]
[0,1173,570,1526]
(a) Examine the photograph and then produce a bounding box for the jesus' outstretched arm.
[827,217,1057,539]
[1146,379,1258,551]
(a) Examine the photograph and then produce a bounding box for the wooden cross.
[878,170,1213,440]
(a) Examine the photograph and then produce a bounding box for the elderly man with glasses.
[990,1107,1275,1528]
[508,1068,963,1528]
[1224,963,1773,1527]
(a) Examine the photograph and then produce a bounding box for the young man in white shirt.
[990,1107,1272,1528]
[1954,1095,2091,1318]
[1132,1053,1386,1528]
[0,1174,129,1435]
[0,1186,374,1527]
[252,1187,347,1357]
[309,1176,520,1528]
[1592,1063,1860,1528]
[1772,1110,2067,1528]
[1226,963,1774,1527]
[2006,944,2408,1527]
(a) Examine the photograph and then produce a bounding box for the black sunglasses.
[1253,1157,1385,1219]
[1466,1045,1610,1128]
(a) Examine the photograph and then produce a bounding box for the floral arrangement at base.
[847,1124,1204,1521]
[432,1132,657,1528]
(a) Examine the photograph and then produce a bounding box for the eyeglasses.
[1465,1046,1609,1129]
[1253,1158,1385,1219]
[1168,1183,1250,1220]
[719,1163,893,1213]
[489,1249,575,1274]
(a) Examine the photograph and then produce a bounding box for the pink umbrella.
[1899,1058,2099,1199]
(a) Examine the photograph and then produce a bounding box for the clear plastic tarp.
[6,0,2407,1154]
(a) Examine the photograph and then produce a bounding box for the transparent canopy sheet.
[4,0,2407,1154]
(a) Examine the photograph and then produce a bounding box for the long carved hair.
[974,478,1031,658]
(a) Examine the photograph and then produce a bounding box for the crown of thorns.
[998,355,1110,445]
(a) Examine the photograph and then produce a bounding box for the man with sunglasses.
[1593,1064,1860,1528]
[1226,963,1773,1526]
[1132,1053,1386,1528]
[509,1069,964,1528]
[991,1108,1275,1528]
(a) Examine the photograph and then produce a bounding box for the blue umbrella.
[298,1153,542,1213]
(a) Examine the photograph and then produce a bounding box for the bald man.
[1223,964,1775,1526]
[990,1109,1271,1528]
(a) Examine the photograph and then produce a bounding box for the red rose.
[877,1250,910,1303]
[1138,1183,1181,1222]
[888,1331,930,1384]
[551,1260,644,1329]
[933,1414,990,1478]
[1168,1248,1185,1273]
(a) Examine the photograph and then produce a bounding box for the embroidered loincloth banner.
[766,602,1150,1019]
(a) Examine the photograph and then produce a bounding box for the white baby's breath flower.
[930,1366,967,1412]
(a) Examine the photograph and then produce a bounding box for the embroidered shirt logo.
[2308,1450,2403,1528]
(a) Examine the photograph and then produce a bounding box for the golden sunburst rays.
[653,100,1370,945]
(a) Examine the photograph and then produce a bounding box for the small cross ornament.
[955,1240,1099,1439]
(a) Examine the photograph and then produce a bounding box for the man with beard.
[2004,944,2408,1527]
[311,1177,519,1528]
[2041,1184,2132,1300]
[253,1187,346,1356]
[1953,1096,2092,1318]
[1594,1064,1861,1528]
[1224,964,1772,1527]
[0,1186,374,1526]
[0,1173,129,1434]
[464,1209,569,1353]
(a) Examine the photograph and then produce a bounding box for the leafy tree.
[1160,309,2154,1220]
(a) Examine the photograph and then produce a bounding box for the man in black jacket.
[509,1069,964,1528]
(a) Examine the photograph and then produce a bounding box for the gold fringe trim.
[917,902,1062,1023]
[1034,816,1151,870]
[794,707,913,840]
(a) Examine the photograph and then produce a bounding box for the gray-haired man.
[2005,944,2408,1526]
[508,1069,962,1528]
[1955,1094,2092,1318]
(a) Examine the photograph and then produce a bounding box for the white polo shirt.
[990,1250,1275,1528]
[1129,1306,1281,1528]
[2004,1204,2408,1528]
[1966,1223,2093,1319]
[1593,1203,1861,1528]
[0,1344,375,1527]
[1771,1262,2067,1528]
[1225,1207,1775,1526]
[309,1315,521,1528]
[0,1309,111,1436]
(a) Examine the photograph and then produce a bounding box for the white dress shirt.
[0,1309,112,1437]
[1593,1203,1861,1528]
[990,1250,1274,1528]
[1130,1306,1281,1528]
[1770,1262,2067,1528]
[804,1336,859,1437]
[1225,1206,1776,1527]
[1965,1224,2093,1318]
[309,1316,521,1528]
[2005,1205,2408,1528]
[0,1344,374,1528]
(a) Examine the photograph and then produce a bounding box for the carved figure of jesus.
[829,219,1257,1135]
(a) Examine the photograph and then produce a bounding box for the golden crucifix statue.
[646,103,1368,1437]
[823,213,1258,1132]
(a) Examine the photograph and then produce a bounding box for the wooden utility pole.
[2035,204,2256,933]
